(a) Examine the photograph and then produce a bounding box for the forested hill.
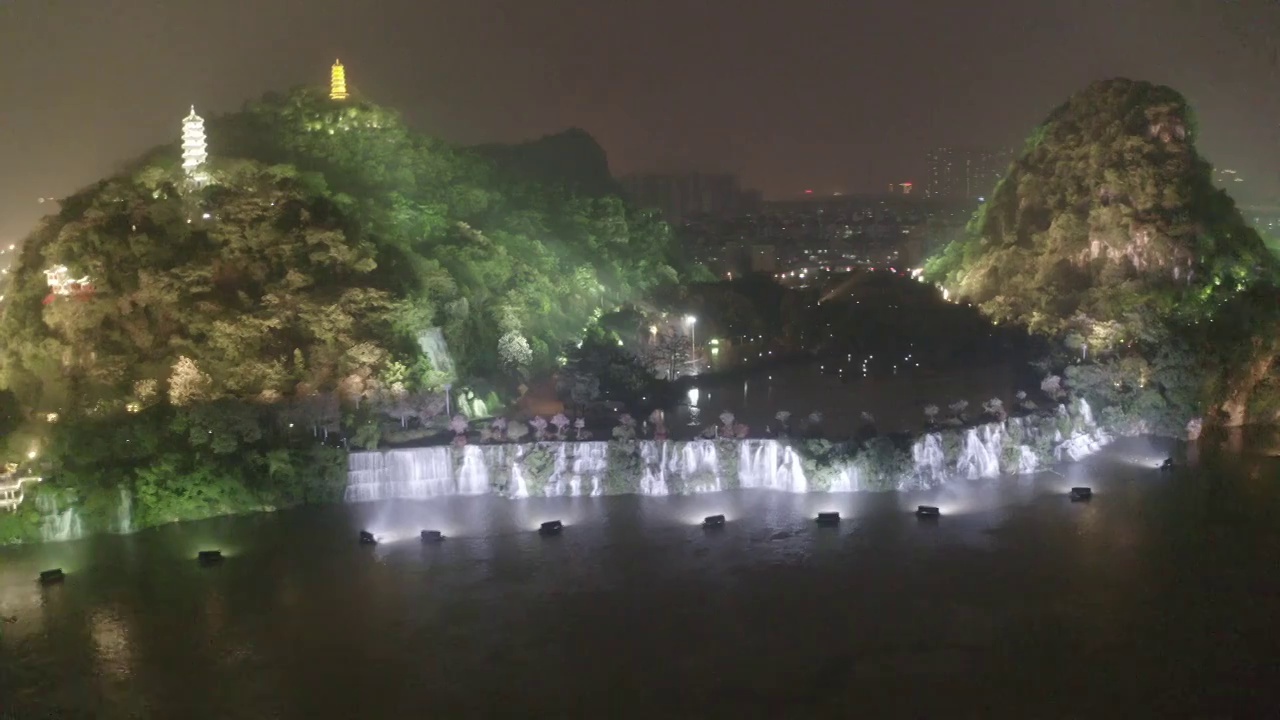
[0,87,687,423]
[926,77,1280,428]
[470,128,623,198]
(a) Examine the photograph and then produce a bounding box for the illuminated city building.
[925,147,1010,200]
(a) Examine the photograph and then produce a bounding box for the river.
[677,358,1024,436]
[2,435,1279,717]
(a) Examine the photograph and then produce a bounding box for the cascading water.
[1055,432,1108,461]
[543,443,609,497]
[345,447,455,502]
[639,441,670,495]
[509,446,530,499]
[1054,399,1111,461]
[116,487,133,535]
[671,440,722,494]
[1078,398,1095,426]
[956,425,1002,479]
[911,434,946,485]
[341,402,1116,503]
[738,440,807,493]
[36,493,83,543]
[416,327,456,378]
[828,465,860,493]
[1016,446,1039,474]
[456,445,491,495]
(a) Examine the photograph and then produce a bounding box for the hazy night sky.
[2,0,1279,242]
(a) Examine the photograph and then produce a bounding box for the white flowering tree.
[1041,375,1066,400]
[1015,390,1036,412]
[497,331,532,371]
[982,397,1006,421]
[613,413,637,441]
[550,413,570,438]
[531,416,549,441]
[449,415,469,446]
[168,356,211,406]
[507,421,530,442]
[923,405,939,424]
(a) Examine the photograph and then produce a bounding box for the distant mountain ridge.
[470,128,622,198]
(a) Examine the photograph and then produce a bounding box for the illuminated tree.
[497,330,532,370]
[642,329,691,380]
[168,356,212,406]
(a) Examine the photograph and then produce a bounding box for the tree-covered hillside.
[0,88,688,418]
[0,88,693,541]
[927,78,1280,429]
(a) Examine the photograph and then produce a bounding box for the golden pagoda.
[330,60,349,100]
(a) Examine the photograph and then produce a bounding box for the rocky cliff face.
[929,78,1272,344]
[927,78,1280,427]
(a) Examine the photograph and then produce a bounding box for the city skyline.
[4,0,1280,242]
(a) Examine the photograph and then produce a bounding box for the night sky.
[2,0,1279,242]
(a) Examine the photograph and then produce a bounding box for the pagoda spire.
[330,60,349,100]
[181,106,209,185]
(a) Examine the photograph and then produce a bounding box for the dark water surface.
[674,358,1022,436]
[3,437,1280,718]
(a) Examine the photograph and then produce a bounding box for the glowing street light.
[684,315,697,352]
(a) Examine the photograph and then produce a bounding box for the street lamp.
[684,315,697,349]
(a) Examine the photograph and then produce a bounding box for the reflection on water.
[676,360,1023,436]
[2,437,1280,717]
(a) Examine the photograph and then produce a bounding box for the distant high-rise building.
[925,148,1011,200]
[621,172,760,223]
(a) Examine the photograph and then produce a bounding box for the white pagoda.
[182,106,209,185]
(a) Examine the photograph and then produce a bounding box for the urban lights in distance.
[330,60,349,100]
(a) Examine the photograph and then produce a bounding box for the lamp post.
[684,315,697,371]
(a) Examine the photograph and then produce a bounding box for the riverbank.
[3,399,1125,545]
[347,399,1115,501]
[5,436,1276,718]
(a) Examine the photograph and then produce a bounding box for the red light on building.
[804,189,814,194]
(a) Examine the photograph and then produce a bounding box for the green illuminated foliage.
[927,78,1280,426]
